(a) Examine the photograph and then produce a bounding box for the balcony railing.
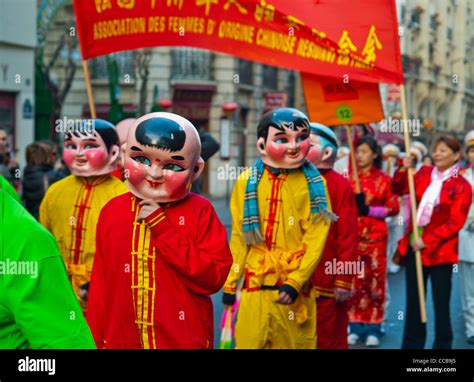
[90,51,135,81]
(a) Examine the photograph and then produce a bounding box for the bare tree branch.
[135,49,152,116]
[58,33,78,104]
[45,34,66,76]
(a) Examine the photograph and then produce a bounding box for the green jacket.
[0,190,96,349]
[0,175,20,203]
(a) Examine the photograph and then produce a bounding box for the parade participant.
[222,108,334,349]
[191,129,220,194]
[307,122,358,349]
[39,119,127,311]
[393,135,471,349]
[412,141,428,159]
[116,118,137,147]
[348,136,399,347]
[382,143,400,177]
[422,155,434,167]
[0,190,95,349]
[87,112,232,349]
[410,146,424,171]
[382,144,403,274]
[334,146,350,174]
[334,125,374,176]
[458,130,474,345]
[112,118,136,180]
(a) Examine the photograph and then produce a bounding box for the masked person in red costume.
[87,112,232,349]
[307,123,359,349]
[111,118,137,180]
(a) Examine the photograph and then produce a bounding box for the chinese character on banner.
[223,0,248,14]
[311,28,327,39]
[338,30,357,55]
[196,0,219,16]
[117,0,135,9]
[95,0,112,13]
[362,25,383,65]
[284,15,304,30]
[254,0,275,22]
[337,30,357,65]
[166,0,184,9]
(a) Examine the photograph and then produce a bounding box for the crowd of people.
[0,109,473,350]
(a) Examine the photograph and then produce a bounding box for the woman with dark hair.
[393,135,472,349]
[348,136,400,347]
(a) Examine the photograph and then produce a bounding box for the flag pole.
[400,84,427,323]
[346,125,361,193]
[82,60,96,119]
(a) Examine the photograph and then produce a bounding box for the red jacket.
[311,169,359,296]
[393,165,472,266]
[87,192,232,349]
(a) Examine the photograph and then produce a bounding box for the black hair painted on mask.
[356,135,382,169]
[257,108,310,142]
[135,118,186,152]
[64,119,119,153]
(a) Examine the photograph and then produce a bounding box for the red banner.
[73,0,403,84]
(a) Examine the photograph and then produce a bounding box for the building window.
[409,9,420,28]
[447,7,453,40]
[262,65,278,90]
[171,48,212,81]
[238,59,253,85]
[429,42,435,62]
[90,51,135,81]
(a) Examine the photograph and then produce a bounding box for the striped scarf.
[242,158,337,245]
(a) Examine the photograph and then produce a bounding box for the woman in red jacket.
[348,136,399,347]
[393,135,472,349]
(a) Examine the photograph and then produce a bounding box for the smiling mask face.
[256,108,311,169]
[122,113,204,203]
[63,119,120,177]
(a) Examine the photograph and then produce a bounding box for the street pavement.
[209,197,474,350]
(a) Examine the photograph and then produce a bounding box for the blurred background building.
[0,0,36,170]
[386,0,474,137]
[38,1,299,197]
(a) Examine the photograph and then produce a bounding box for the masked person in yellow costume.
[39,119,127,311]
[222,108,335,349]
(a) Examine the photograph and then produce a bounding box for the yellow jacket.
[39,175,127,309]
[223,167,331,295]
